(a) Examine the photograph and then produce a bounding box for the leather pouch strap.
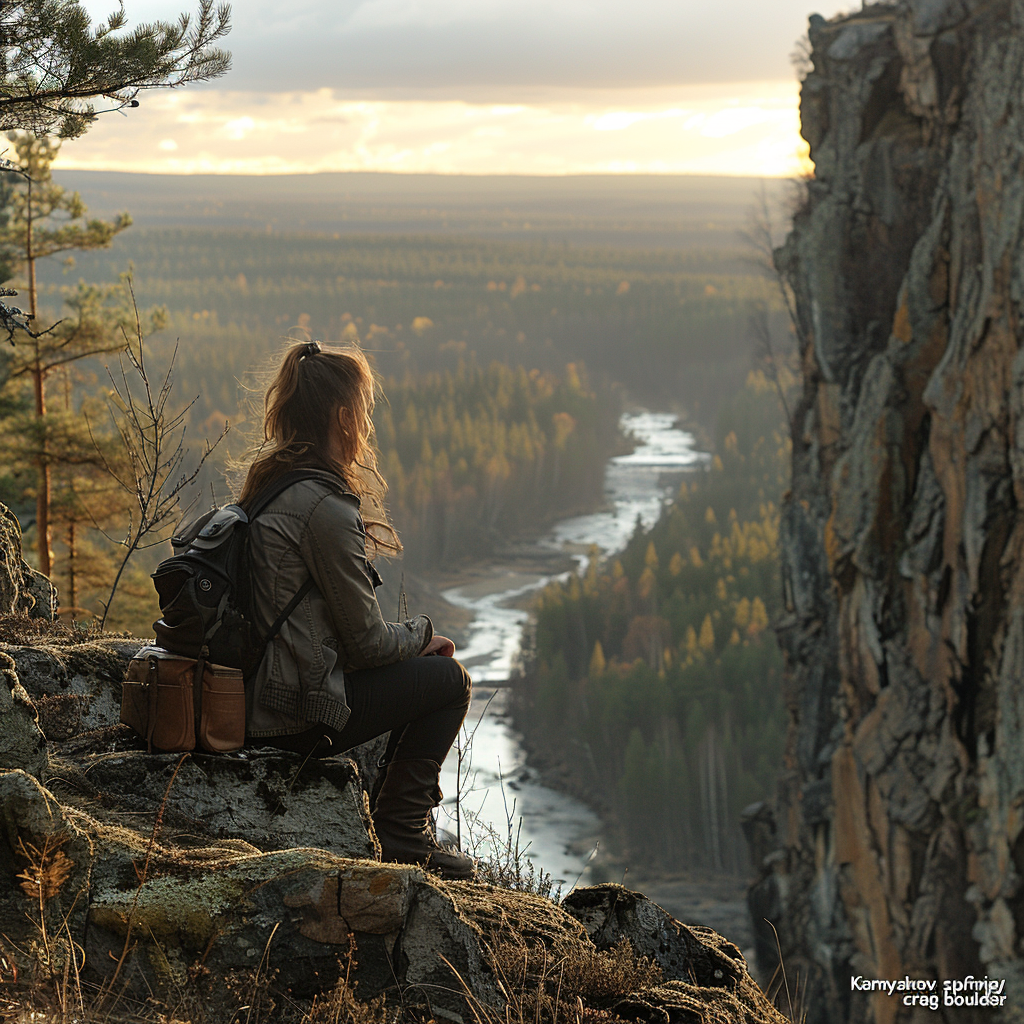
[145,655,159,755]
[193,645,208,745]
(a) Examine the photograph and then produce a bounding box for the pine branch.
[0,0,232,138]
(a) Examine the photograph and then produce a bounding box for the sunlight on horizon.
[53,82,812,178]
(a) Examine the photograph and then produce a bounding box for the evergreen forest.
[512,372,791,872]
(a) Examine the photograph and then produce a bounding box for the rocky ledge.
[0,605,784,1023]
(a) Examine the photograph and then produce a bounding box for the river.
[436,412,709,887]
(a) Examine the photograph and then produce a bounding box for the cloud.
[53,82,811,177]
[82,0,850,95]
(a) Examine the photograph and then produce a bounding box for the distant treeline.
[379,361,618,570]
[511,371,790,872]
[40,226,784,416]
[0,348,617,628]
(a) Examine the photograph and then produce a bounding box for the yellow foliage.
[705,506,717,525]
[698,614,715,652]
[729,628,741,645]
[731,521,746,558]
[735,597,751,629]
[589,641,607,677]
[685,625,698,656]
[669,552,685,576]
[748,596,769,636]
[644,541,658,569]
[637,567,656,601]
[715,578,727,601]
[552,411,576,447]
[689,546,703,568]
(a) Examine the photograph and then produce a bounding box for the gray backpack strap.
[248,469,344,646]
[263,577,316,646]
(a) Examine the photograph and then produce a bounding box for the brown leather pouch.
[199,663,245,753]
[121,648,196,752]
[120,647,244,754]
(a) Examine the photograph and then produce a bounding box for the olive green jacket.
[245,475,432,738]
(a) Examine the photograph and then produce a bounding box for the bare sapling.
[93,279,227,628]
[742,184,804,430]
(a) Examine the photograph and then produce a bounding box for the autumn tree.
[0,0,231,138]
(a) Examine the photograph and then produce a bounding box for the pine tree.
[0,131,162,576]
[0,0,231,139]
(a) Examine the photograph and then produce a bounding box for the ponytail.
[239,342,400,557]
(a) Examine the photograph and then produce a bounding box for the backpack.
[150,469,344,678]
[121,469,343,754]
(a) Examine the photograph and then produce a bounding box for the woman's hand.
[421,635,456,658]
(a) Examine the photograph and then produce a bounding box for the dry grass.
[464,808,562,900]
[763,922,808,1024]
[302,942,393,1024]
[475,936,663,1024]
[1,941,395,1024]
[0,613,133,645]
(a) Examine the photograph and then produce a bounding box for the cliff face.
[764,2,1024,1021]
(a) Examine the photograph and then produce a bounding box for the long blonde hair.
[239,341,401,557]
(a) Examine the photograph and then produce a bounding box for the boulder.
[0,651,47,777]
[0,767,499,1021]
[0,505,56,619]
[5,636,138,739]
[562,884,748,988]
[0,766,787,1023]
[0,610,784,1021]
[51,749,377,860]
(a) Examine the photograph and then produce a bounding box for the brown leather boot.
[372,758,476,880]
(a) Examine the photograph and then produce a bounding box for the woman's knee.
[454,659,472,706]
[437,657,471,709]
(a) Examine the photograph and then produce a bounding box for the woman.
[239,339,475,880]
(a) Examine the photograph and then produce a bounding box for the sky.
[54,0,854,177]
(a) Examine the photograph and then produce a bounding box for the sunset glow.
[54,82,810,178]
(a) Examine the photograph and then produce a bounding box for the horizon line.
[54,167,807,180]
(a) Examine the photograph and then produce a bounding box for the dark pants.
[259,655,472,764]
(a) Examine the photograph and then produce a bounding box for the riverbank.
[384,412,760,962]
[506,700,756,956]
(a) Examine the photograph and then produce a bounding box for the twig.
[766,919,796,1023]
[100,753,189,1004]
[97,277,227,627]
[741,184,802,429]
